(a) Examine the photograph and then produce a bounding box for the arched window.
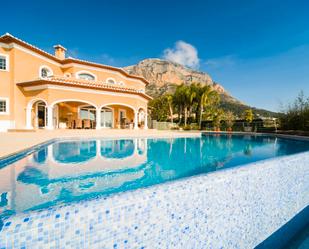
[39,66,53,78]
[78,73,95,80]
[106,78,116,84]
[76,71,96,81]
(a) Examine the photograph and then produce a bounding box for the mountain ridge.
[124,58,278,117]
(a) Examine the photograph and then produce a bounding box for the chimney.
[53,44,66,60]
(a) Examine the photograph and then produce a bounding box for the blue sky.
[2,0,309,111]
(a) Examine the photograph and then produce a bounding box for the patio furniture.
[84,119,91,129]
[66,121,73,129]
[76,119,83,129]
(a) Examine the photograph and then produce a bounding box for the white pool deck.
[0,129,200,159]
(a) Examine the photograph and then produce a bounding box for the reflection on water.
[101,140,135,159]
[1,135,309,218]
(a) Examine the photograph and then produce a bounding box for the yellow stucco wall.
[0,39,148,130]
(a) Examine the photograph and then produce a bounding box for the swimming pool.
[0,134,309,248]
[1,134,309,219]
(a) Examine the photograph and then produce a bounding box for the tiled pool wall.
[0,150,308,248]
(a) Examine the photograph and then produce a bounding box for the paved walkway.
[0,129,200,159]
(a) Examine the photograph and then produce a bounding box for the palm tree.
[196,84,219,129]
[173,84,194,126]
[165,94,174,123]
[184,85,196,126]
[173,84,185,124]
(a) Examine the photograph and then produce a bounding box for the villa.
[0,33,152,132]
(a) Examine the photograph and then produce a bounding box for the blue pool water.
[1,134,309,219]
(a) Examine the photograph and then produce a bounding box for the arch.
[76,70,97,81]
[100,102,137,112]
[50,99,98,109]
[137,106,147,112]
[39,65,53,78]
[27,98,48,109]
[26,98,48,129]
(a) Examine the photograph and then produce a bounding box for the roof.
[17,76,153,101]
[0,33,149,85]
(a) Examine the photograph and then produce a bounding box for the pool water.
[1,134,309,218]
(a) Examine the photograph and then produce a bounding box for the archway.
[50,100,98,129]
[138,107,148,129]
[100,103,136,129]
[26,99,48,129]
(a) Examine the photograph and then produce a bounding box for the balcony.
[17,75,151,100]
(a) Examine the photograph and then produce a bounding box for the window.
[40,66,53,78]
[0,54,8,71]
[78,73,95,80]
[0,98,9,114]
[80,106,96,120]
[76,71,96,81]
[106,78,116,84]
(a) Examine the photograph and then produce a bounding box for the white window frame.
[39,65,53,78]
[106,77,116,84]
[0,97,9,115]
[76,70,97,81]
[0,53,9,72]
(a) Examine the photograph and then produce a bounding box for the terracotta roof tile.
[17,76,152,100]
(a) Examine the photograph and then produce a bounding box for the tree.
[173,84,196,126]
[212,108,224,131]
[165,94,174,123]
[280,91,309,131]
[243,109,253,125]
[148,96,169,121]
[173,84,186,124]
[196,84,220,129]
[224,111,235,130]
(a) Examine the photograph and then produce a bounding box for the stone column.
[96,107,101,130]
[134,110,138,130]
[46,106,54,130]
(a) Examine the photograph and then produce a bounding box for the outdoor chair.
[84,119,91,129]
[76,119,83,129]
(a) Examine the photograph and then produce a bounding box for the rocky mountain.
[124,58,277,117]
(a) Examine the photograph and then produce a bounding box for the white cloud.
[163,41,200,68]
[204,55,237,69]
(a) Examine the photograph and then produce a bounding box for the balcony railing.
[39,75,146,94]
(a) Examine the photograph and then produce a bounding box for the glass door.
[101,108,113,128]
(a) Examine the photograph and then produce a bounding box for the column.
[144,113,148,130]
[26,106,33,129]
[134,110,138,130]
[46,106,54,130]
[96,108,101,130]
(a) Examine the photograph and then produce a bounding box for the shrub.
[183,125,191,130]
